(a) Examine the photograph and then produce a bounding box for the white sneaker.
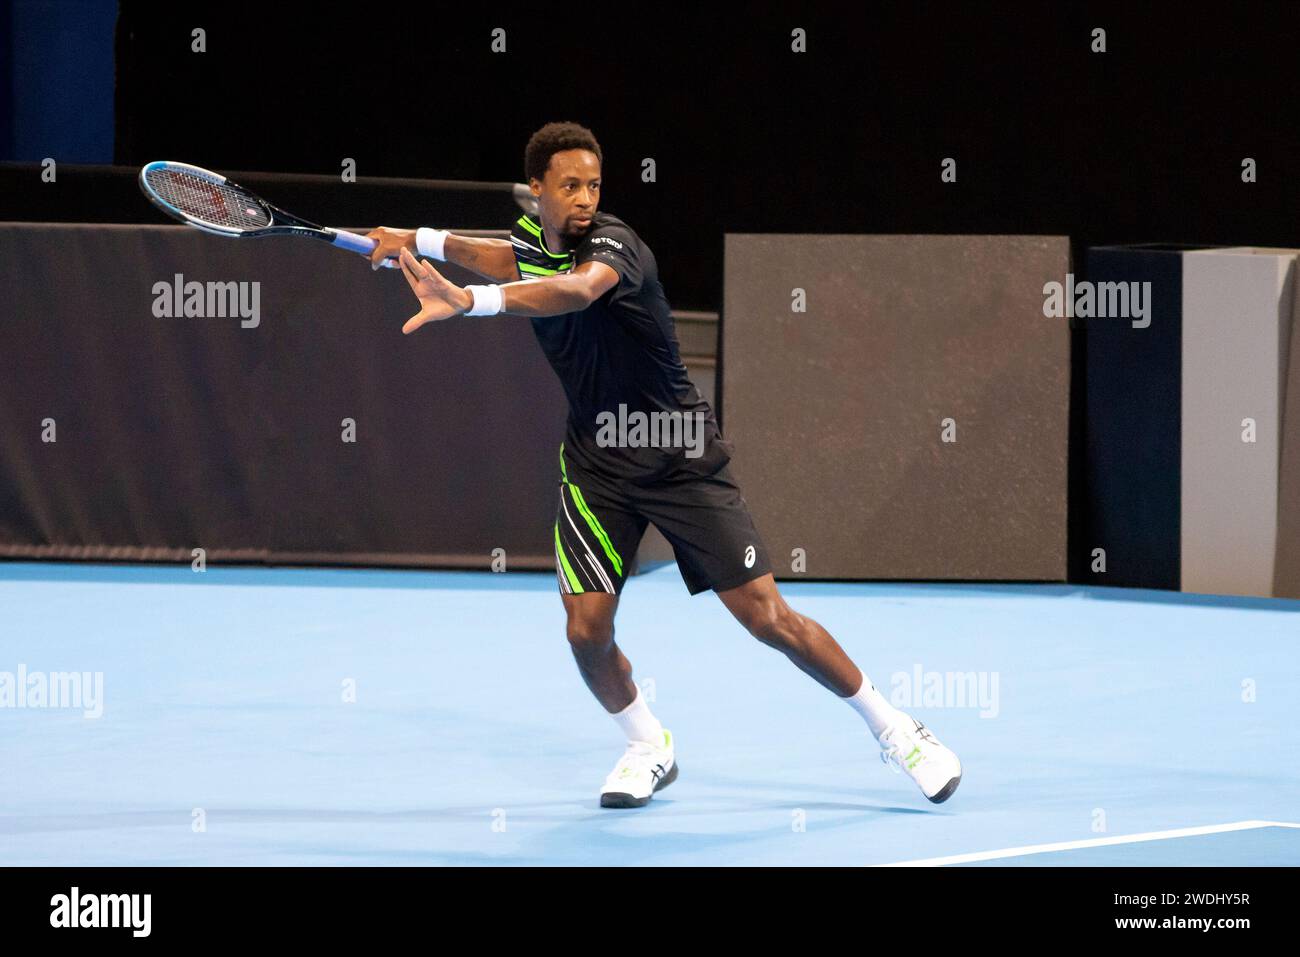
[599,729,678,808]
[878,715,962,804]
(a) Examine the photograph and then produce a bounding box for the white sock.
[844,671,903,740]
[612,687,664,745]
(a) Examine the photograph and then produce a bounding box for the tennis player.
[366,122,962,808]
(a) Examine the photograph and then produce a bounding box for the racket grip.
[330,228,399,268]
[330,229,380,254]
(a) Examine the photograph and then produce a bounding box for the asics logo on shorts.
[744,545,756,569]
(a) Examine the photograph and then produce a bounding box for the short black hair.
[525,122,602,183]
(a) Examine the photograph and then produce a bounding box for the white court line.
[876,820,1300,867]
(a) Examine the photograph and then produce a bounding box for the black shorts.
[553,443,773,596]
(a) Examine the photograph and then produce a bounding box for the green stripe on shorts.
[568,483,624,577]
[555,521,583,593]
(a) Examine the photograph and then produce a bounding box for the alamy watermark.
[1043,273,1151,328]
[152,273,260,328]
[50,887,150,937]
[595,404,706,458]
[0,665,103,718]
[890,665,999,718]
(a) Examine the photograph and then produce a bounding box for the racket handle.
[330,228,399,268]
[330,228,379,254]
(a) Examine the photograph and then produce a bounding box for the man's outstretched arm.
[365,226,519,283]
[394,247,619,335]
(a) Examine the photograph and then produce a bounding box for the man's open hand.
[397,246,472,334]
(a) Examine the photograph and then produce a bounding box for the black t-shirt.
[510,211,730,483]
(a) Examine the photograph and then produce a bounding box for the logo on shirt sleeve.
[590,236,625,250]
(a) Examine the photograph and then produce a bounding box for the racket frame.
[138,160,382,256]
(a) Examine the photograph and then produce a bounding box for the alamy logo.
[590,236,623,249]
[152,273,261,328]
[1042,273,1151,328]
[890,665,999,718]
[595,404,706,458]
[50,887,151,937]
[0,664,103,718]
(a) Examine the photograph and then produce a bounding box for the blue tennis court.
[2,562,1296,866]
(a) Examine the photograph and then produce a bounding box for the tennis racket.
[138,160,397,267]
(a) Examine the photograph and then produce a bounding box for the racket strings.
[145,168,270,231]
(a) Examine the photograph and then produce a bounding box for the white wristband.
[464,284,504,317]
[415,227,449,261]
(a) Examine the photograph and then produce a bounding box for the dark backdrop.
[7,0,1300,579]
[111,0,1300,312]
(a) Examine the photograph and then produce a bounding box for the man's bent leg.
[716,573,962,803]
[715,573,869,698]
[562,591,677,806]
[562,591,635,713]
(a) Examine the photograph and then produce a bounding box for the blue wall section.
[1082,247,1187,590]
[3,0,116,162]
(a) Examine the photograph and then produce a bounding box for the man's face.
[531,148,601,242]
